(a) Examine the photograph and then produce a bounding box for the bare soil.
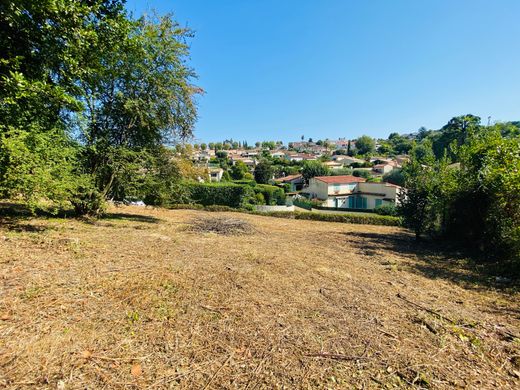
[0,205,519,389]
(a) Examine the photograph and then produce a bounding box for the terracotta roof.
[314,175,366,184]
[274,174,302,182]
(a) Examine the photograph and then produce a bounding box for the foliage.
[253,161,273,184]
[230,161,249,180]
[0,1,201,215]
[374,204,398,216]
[184,182,254,208]
[352,169,371,179]
[400,123,519,266]
[301,160,329,182]
[355,135,376,155]
[251,210,401,226]
[253,184,286,205]
[382,169,405,186]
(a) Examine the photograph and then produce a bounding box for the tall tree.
[355,135,375,155]
[77,13,201,199]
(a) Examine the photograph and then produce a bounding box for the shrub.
[204,205,237,212]
[293,198,313,210]
[255,192,265,204]
[185,182,253,208]
[70,183,106,216]
[374,204,398,216]
[254,184,285,205]
[250,210,401,226]
[353,169,371,179]
[168,203,204,210]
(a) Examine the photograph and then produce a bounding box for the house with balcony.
[301,175,404,209]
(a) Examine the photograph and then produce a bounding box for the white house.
[372,163,394,174]
[323,161,344,170]
[270,151,286,159]
[332,156,365,166]
[208,167,224,182]
[301,175,404,209]
[274,174,304,192]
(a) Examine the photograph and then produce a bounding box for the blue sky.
[125,0,520,144]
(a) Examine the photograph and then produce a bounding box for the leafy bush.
[293,198,313,210]
[70,181,106,216]
[185,182,253,208]
[374,204,398,216]
[232,180,256,186]
[204,205,237,212]
[353,169,371,179]
[253,184,285,205]
[251,210,401,226]
[168,203,204,210]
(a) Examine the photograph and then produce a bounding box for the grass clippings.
[0,204,519,389]
[187,216,255,235]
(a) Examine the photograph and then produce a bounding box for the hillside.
[1,206,519,389]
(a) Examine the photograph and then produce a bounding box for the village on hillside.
[185,137,409,213]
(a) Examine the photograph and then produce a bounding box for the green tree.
[355,135,375,155]
[432,114,481,160]
[253,161,273,184]
[0,0,124,211]
[230,161,248,180]
[301,160,329,182]
[78,13,200,201]
[382,169,405,187]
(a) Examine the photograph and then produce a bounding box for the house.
[301,175,404,209]
[286,153,317,162]
[323,161,344,170]
[332,156,365,166]
[372,163,394,174]
[230,156,257,168]
[270,151,286,159]
[208,166,224,182]
[274,174,304,192]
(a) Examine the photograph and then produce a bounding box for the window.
[349,196,367,209]
[375,199,383,207]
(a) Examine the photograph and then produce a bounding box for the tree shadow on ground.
[0,202,162,232]
[343,231,519,292]
[101,212,162,224]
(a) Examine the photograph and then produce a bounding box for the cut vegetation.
[0,205,519,389]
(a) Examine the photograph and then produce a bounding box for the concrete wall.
[254,205,295,212]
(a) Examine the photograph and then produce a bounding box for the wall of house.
[301,179,329,200]
[327,182,357,195]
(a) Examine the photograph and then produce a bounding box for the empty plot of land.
[0,206,519,389]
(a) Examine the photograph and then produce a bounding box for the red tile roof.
[274,174,302,182]
[314,175,366,184]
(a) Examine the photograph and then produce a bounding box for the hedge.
[293,199,312,210]
[250,210,402,226]
[253,184,285,205]
[166,204,401,226]
[185,182,253,207]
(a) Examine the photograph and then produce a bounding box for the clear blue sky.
[125,0,520,144]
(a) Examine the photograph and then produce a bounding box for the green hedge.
[293,199,312,210]
[168,203,204,210]
[166,203,401,226]
[253,184,285,205]
[250,210,401,226]
[232,180,256,186]
[185,182,253,207]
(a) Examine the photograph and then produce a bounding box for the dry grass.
[187,216,255,236]
[0,204,519,389]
